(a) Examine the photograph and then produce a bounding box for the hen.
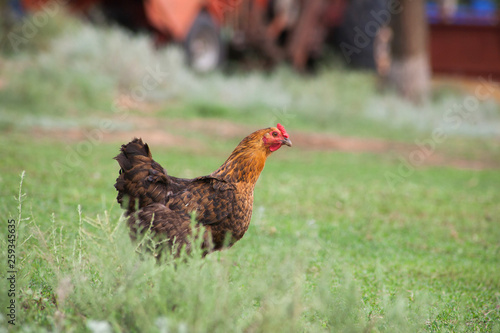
[114,124,291,255]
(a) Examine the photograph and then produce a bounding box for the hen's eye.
[272,131,278,137]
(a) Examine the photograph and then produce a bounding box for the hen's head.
[216,123,292,182]
[261,123,292,152]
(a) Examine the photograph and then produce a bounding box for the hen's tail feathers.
[114,138,168,215]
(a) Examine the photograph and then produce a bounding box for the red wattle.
[269,143,281,152]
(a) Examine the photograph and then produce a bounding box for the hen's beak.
[281,138,292,147]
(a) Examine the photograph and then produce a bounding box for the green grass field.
[1,14,500,332]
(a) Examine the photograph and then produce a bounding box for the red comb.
[277,123,289,138]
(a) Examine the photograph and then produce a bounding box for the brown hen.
[114,124,291,255]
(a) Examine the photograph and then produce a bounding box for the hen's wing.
[128,177,236,253]
[166,175,236,226]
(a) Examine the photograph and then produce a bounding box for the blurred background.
[1,0,500,165]
[2,0,500,127]
[4,0,500,79]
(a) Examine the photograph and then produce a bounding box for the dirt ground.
[30,115,499,171]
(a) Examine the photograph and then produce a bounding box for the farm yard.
[1,12,500,332]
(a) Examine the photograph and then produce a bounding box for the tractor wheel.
[184,11,223,73]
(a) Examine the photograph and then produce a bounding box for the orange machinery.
[21,0,231,39]
[20,0,347,71]
[20,0,238,71]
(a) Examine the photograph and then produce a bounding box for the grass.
[0,134,499,332]
[1,13,500,332]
